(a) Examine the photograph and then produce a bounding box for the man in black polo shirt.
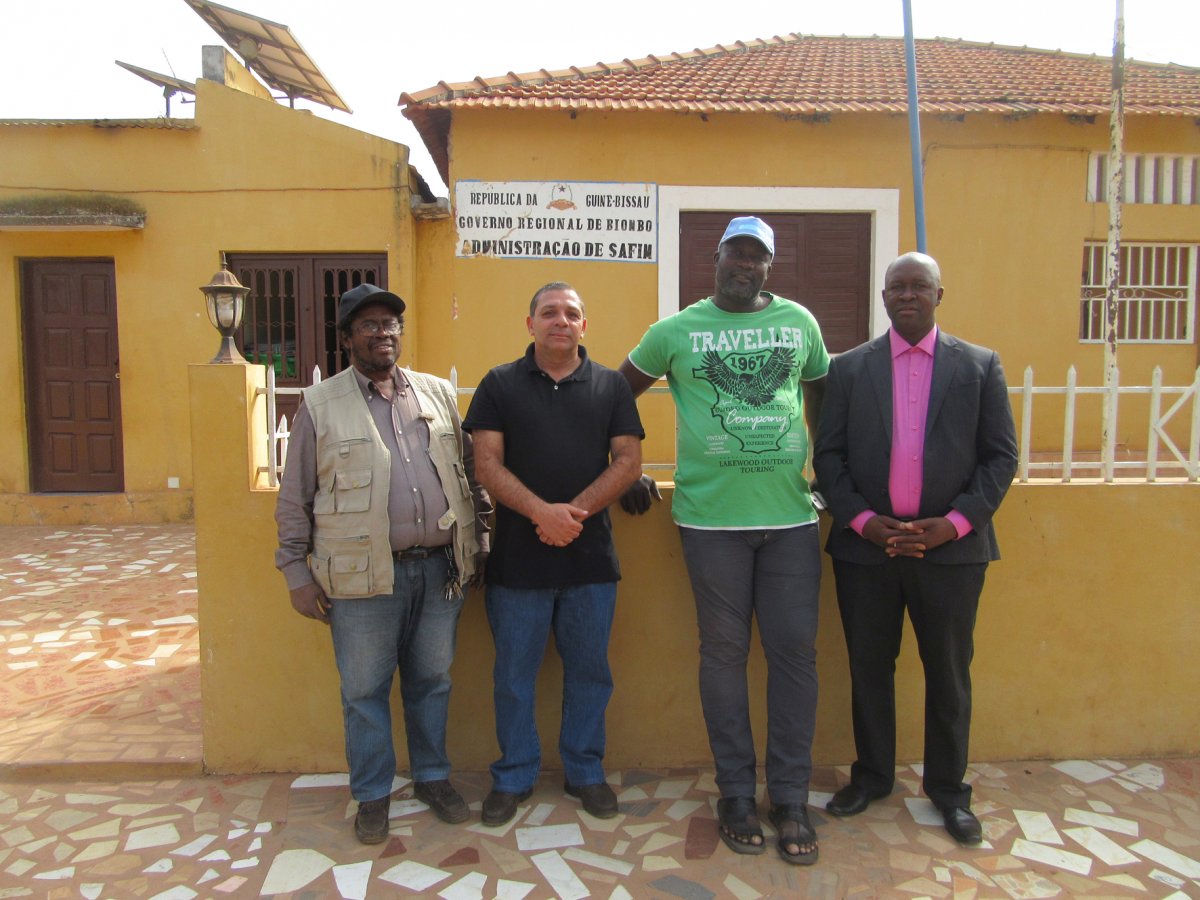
[464,281,644,826]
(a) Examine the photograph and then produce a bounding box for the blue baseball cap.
[719,216,775,255]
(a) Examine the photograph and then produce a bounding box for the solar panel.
[115,61,196,116]
[116,60,197,96]
[181,0,351,113]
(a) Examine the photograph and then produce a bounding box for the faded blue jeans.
[329,551,463,802]
[678,524,821,807]
[485,582,617,793]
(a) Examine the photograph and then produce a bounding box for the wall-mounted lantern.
[199,265,251,364]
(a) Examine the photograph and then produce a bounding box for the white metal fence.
[258,365,1200,487]
[1014,365,1199,483]
[257,365,320,488]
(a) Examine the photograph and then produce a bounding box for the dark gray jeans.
[679,524,821,807]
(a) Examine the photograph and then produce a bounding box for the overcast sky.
[7,0,1196,193]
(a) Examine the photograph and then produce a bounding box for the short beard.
[351,347,396,376]
[715,279,760,307]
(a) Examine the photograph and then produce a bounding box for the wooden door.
[22,259,124,492]
[680,212,871,353]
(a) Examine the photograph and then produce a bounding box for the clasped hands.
[533,502,588,547]
[862,514,957,558]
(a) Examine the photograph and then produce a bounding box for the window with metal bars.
[226,253,388,419]
[1086,153,1200,205]
[1079,243,1196,343]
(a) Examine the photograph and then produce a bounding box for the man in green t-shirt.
[619,216,829,866]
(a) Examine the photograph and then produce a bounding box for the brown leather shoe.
[565,781,619,818]
[413,779,469,824]
[354,796,390,844]
[481,788,532,826]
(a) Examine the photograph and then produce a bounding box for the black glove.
[619,473,662,515]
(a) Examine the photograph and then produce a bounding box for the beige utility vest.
[303,367,479,599]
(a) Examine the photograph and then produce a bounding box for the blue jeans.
[678,525,821,806]
[485,582,617,792]
[329,552,463,801]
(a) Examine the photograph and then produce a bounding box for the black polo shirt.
[463,345,644,589]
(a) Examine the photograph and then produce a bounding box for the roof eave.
[401,105,452,187]
[407,97,1200,117]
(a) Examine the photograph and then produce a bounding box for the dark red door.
[680,212,871,353]
[22,259,124,492]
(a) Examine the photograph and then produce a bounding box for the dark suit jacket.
[813,330,1018,566]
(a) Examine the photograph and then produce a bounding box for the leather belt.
[393,546,448,562]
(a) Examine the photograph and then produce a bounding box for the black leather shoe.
[942,806,983,844]
[481,788,532,826]
[565,781,619,818]
[354,796,390,844]
[413,779,469,824]
[826,783,889,817]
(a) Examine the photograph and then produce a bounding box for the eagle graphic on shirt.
[694,347,795,408]
[692,347,799,454]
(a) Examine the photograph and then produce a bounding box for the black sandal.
[716,796,766,855]
[768,803,819,865]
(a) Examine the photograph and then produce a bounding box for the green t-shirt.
[628,294,830,529]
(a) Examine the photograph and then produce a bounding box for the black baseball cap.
[338,283,406,324]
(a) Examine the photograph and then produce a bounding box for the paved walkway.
[2,526,1199,898]
[0,525,200,776]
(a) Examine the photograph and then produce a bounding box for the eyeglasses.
[354,319,403,336]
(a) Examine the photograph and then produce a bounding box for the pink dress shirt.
[849,327,972,539]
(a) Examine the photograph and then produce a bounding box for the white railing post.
[1062,366,1077,483]
[265,365,279,488]
[277,415,290,480]
[1190,367,1200,482]
[1147,367,1163,482]
[1019,367,1033,483]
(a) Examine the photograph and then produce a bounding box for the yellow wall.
[194,364,1200,774]
[7,92,1196,522]
[0,75,414,523]
[424,108,1199,458]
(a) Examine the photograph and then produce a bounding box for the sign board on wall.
[454,181,657,263]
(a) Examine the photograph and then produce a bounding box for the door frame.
[20,257,125,493]
[657,186,899,336]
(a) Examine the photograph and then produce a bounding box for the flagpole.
[902,0,927,252]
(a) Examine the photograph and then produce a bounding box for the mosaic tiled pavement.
[2,761,1199,897]
[0,526,200,774]
[2,527,1199,897]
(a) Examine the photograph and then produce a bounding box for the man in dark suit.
[813,251,1017,845]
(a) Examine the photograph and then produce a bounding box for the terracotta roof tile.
[400,34,1200,184]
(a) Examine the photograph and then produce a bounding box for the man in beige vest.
[275,283,491,844]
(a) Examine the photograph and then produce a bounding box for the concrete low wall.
[0,492,194,526]
[193,364,1200,776]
